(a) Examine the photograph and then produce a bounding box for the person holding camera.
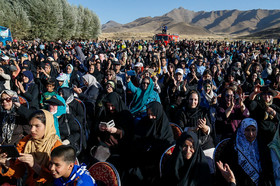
[247,85,280,145]
[15,70,39,111]
[0,90,31,146]
[216,87,249,140]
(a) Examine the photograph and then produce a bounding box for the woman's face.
[106,102,116,114]
[1,93,13,110]
[89,65,95,73]
[30,117,46,140]
[147,108,156,120]
[182,138,195,160]
[225,89,234,104]
[22,75,29,84]
[49,104,58,114]
[58,81,64,87]
[83,79,89,87]
[45,65,51,74]
[190,65,195,72]
[0,67,4,74]
[188,93,199,109]
[211,65,217,73]
[204,84,212,94]
[252,73,258,81]
[106,72,113,80]
[66,66,72,74]
[106,84,113,93]
[176,73,183,82]
[244,125,257,143]
[262,93,273,103]
[228,75,234,82]
[141,78,150,90]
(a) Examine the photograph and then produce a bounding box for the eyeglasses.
[107,74,112,76]
[0,98,12,103]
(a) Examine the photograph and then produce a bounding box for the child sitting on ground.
[50,145,97,186]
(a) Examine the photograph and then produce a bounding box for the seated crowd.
[0,38,279,185]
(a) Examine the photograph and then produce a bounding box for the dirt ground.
[98,32,252,41]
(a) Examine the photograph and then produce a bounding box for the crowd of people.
[0,38,279,185]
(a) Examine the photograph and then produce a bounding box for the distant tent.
[0,26,13,46]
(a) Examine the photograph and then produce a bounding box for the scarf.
[1,108,16,144]
[22,71,34,91]
[0,90,19,144]
[202,89,214,103]
[59,88,74,114]
[65,95,74,114]
[130,78,158,114]
[235,118,260,185]
[24,110,60,167]
[82,74,101,94]
[66,64,73,82]
[163,131,211,186]
[52,95,67,138]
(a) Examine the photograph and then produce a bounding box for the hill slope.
[102,8,280,36]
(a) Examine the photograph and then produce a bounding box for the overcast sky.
[68,0,280,24]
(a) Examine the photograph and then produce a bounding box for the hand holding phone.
[0,145,20,158]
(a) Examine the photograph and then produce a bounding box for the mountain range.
[102,7,280,37]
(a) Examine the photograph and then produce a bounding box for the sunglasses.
[0,97,12,103]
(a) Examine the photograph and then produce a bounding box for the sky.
[68,0,280,25]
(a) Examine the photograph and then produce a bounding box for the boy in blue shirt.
[50,145,97,186]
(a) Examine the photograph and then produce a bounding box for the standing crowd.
[0,38,279,185]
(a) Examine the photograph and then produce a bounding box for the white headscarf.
[82,74,101,89]
[235,118,260,185]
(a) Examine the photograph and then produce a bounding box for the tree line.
[0,0,101,40]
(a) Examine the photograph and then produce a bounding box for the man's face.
[49,156,73,179]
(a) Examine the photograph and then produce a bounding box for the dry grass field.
[98,32,253,42]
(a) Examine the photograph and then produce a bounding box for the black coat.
[161,132,211,186]
[21,83,39,110]
[176,106,214,150]
[69,70,80,87]
[79,85,100,104]
[123,102,174,186]
[58,114,81,152]
[246,98,280,145]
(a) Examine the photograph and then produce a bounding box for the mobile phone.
[0,145,20,158]
[107,120,115,128]
[99,120,115,128]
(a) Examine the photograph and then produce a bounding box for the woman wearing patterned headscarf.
[0,90,31,146]
[217,118,275,186]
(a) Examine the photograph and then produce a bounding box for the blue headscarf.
[51,95,66,138]
[130,77,160,114]
[22,71,34,91]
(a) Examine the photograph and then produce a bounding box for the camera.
[12,97,19,103]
